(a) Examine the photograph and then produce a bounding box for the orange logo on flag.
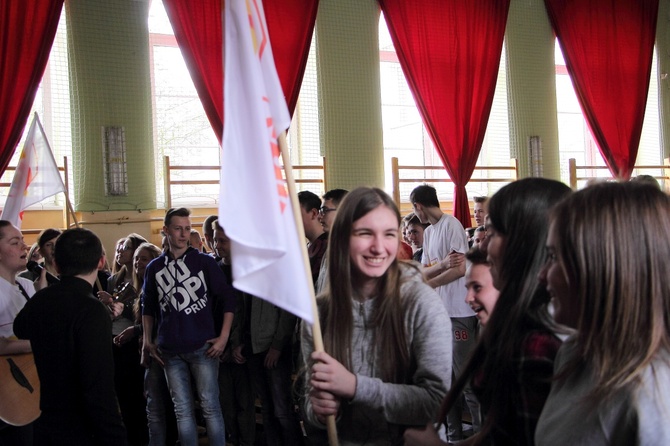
[246,0,288,215]
[246,0,267,58]
[22,143,39,197]
[264,100,288,213]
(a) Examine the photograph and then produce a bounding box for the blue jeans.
[163,344,225,446]
[145,358,177,446]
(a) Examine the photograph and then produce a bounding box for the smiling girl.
[302,187,452,445]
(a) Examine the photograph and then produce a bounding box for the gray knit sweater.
[302,264,452,445]
[536,338,670,445]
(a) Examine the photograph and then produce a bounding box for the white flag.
[1,113,66,228]
[219,0,313,323]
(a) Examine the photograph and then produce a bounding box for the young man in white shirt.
[410,185,481,441]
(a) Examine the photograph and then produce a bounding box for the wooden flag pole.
[61,157,101,291]
[60,179,103,292]
[278,133,338,446]
[65,194,79,228]
[65,193,103,292]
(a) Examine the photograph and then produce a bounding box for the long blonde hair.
[551,181,670,399]
[321,187,409,383]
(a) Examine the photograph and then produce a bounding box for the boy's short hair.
[298,191,322,212]
[410,185,440,208]
[164,207,191,226]
[55,228,103,276]
[404,213,428,228]
[465,246,488,265]
[322,189,349,206]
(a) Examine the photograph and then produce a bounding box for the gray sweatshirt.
[536,338,670,445]
[302,264,452,445]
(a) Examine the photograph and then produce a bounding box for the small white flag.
[1,113,65,228]
[219,0,313,323]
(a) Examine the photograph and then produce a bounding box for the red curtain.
[0,0,64,174]
[545,0,658,180]
[163,0,223,144]
[163,0,319,145]
[379,0,509,227]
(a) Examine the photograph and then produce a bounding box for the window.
[0,12,71,210]
[555,39,662,188]
[149,0,323,206]
[149,2,220,207]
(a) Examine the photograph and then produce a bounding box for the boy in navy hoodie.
[141,208,236,446]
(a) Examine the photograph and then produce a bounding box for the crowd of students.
[1,177,670,446]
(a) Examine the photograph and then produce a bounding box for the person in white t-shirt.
[410,185,480,441]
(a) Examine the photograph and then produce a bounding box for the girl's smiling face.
[349,206,399,296]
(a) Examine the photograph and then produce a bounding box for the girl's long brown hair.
[321,187,409,383]
[436,178,571,440]
[551,181,670,401]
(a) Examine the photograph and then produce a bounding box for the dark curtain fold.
[379,0,509,227]
[544,0,659,180]
[0,0,64,173]
[163,0,319,145]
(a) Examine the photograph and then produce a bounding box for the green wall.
[67,0,156,211]
[316,0,385,190]
[505,0,561,180]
